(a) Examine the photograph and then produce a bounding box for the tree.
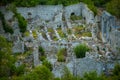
[106,0,120,18]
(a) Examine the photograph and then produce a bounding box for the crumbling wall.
[101,11,115,43]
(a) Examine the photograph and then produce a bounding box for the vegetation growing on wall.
[0,35,120,80]
[57,48,67,62]
[7,4,27,33]
[0,11,14,34]
[74,44,89,58]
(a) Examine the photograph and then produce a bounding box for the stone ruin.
[0,2,120,77]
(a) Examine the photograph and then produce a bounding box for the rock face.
[101,11,115,43]
[100,11,120,53]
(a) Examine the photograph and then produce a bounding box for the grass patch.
[32,30,37,39]
[48,28,54,33]
[57,28,67,38]
[70,15,82,21]
[73,25,85,38]
[48,28,58,41]
[67,28,72,35]
[82,32,92,37]
[57,48,67,62]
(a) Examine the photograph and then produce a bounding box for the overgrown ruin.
[0,2,120,77]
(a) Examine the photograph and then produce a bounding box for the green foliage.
[39,46,45,56]
[32,30,37,39]
[40,55,46,61]
[57,28,67,38]
[82,32,92,37]
[7,3,27,33]
[83,71,106,80]
[106,0,120,18]
[15,13,27,33]
[74,44,89,58]
[11,64,25,76]
[39,46,46,61]
[61,67,75,80]
[70,15,82,21]
[24,31,30,37]
[80,0,97,15]
[16,65,53,80]
[0,11,14,34]
[0,36,15,77]
[42,60,53,71]
[110,63,120,80]
[33,65,53,80]
[92,0,111,7]
[57,48,67,62]
[67,28,72,35]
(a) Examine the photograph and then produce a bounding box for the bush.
[15,13,27,33]
[33,65,53,80]
[74,44,89,58]
[57,48,67,62]
[106,0,120,18]
[11,64,25,76]
[39,46,45,56]
[39,55,46,61]
[83,71,106,80]
[42,60,53,71]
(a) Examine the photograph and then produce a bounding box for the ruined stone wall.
[110,30,120,53]
[81,3,94,24]
[17,5,63,21]
[101,11,115,43]
[64,3,82,20]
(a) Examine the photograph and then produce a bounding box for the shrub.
[39,46,45,56]
[39,55,46,61]
[15,13,27,33]
[7,4,27,33]
[74,44,89,58]
[83,71,106,80]
[11,64,25,76]
[33,65,53,80]
[57,48,67,62]
[42,60,53,71]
